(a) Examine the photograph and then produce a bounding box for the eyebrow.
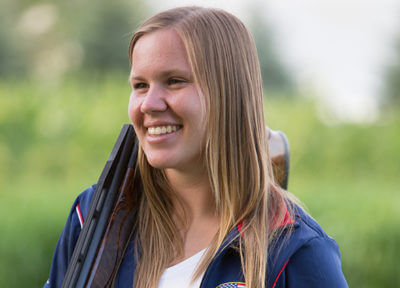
[129,69,192,83]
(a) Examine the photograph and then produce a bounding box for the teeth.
[148,125,180,135]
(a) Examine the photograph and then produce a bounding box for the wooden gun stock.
[62,124,290,287]
[267,127,290,190]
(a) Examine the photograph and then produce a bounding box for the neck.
[165,167,220,261]
[165,168,216,222]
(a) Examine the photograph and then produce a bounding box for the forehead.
[130,29,191,76]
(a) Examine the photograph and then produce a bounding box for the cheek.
[128,93,141,125]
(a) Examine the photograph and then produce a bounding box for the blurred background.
[1,0,399,287]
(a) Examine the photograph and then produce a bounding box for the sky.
[148,0,400,122]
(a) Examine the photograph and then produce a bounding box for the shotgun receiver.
[62,124,290,287]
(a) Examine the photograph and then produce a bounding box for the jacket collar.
[216,204,299,259]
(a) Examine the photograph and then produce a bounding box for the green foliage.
[0,0,149,79]
[265,97,400,180]
[0,75,131,286]
[0,0,28,76]
[266,96,400,287]
[1,79,399,287]
[63,0,146,72]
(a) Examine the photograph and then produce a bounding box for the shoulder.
[64,184,96,230]
[44,184,96,288]
[292,205,335,245]
[74,184,96,222]
[59,183,96,244]
[268,205,348,288]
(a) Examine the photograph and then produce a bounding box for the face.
[129,29,207,174]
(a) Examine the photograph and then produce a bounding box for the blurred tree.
[248,7,294,94]
[0,0,148,80]
[383,27,400,107]
[64,0,147,73]
[0,0,29,77]
[384,56,400,107]
[0,24,14,76]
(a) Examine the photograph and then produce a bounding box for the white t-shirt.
[158,248,207,288]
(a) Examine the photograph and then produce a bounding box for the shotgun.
[62,124,139,288]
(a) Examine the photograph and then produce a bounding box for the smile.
[148,125,182,135]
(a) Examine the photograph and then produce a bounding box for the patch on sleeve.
[216,282,246,288]
[75,203,84,229]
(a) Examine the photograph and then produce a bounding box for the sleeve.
[285,236,348,288]
[43,185,95,288]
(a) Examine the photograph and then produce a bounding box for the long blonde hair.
[129,6,291,288]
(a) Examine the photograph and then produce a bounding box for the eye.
[133,82,148,90]
[168,78,186,86]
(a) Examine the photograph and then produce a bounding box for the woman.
[45,6,348,288]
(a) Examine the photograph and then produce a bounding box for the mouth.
[147,125,183,136]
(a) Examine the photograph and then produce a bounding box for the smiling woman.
[44,6,348,288]
[129,29,206,174]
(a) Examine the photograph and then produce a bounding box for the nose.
[140,85,168,114]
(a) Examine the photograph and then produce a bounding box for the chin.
[145,156,176,170]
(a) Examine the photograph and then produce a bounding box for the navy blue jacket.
[45,185,348,288]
